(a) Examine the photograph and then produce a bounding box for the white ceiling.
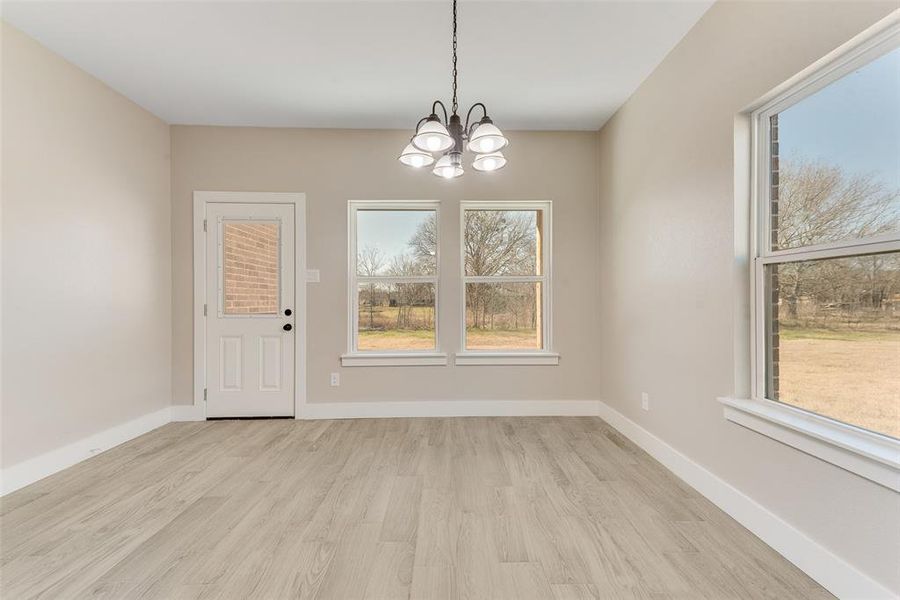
[2,1,712,130]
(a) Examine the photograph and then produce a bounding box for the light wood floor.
[1,417,830,599]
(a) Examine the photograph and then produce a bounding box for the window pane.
[765,251,900,438]
[223,221,279,315]
[465,282,542,350]
[357,282,435,351]
[357,210,436,276]
[464,210,542,276]
[771,48,900,251]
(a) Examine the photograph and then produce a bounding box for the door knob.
[283,323,293,331]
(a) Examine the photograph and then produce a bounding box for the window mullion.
[357,275,438,284]
[760,238,900,265]
[463,275,545,284]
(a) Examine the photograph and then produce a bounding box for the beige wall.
[1,23,172,468]
[171,126,600,406]
[596,1,900,593]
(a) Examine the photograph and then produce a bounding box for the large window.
[344,201,445,366]
[458,201,557,365]
[751,42,899,442]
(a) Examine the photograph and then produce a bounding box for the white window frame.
[342,200,447,367]
[456,200,559,366]
[720,20,900,491]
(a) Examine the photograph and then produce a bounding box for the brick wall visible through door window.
[223,222,279,314]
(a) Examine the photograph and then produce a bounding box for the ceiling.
[2,1,713,131]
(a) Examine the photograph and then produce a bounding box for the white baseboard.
[0,400,596,496]
[300,399,601,420]
[596,400,896,600]
[0,406,172,496]
[171,403,206,422]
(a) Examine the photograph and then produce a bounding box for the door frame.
[193,191,307,419]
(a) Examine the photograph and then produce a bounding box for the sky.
[778,47,900,188]
[357,210,431,269]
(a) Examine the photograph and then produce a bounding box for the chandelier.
[398,0,509,178]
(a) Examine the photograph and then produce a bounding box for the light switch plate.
[306,269,320,283]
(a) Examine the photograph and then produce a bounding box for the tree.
[777,160,898,251]
[408,212,438,275]
[358,245,385,329]
[387,255,426,329]
[405,210,539,330]
[463,211,537,328]
[775,160,899,321]
[464,211,536,277]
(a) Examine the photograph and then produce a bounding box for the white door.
[205,203,295,417]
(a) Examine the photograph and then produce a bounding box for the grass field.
[357,327,540,351]
[466,328,539,350]
[357,304,435,350]
[358,328,435,350]
[357,305,540,351]
[778,326,899,438]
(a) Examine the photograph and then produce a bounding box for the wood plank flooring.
[0,417,830,599]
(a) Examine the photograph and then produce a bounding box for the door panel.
[219,336,243,391]
[258,336,283,391]
[206,203,295,417]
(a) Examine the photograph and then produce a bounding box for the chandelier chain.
[399,0,508,177]
[451,0,458,115]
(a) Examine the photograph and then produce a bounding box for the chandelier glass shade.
[433,153,464,179]
[467,122,509,154]
[412,118,454,153]
[472,151,507,172]
[398,0,508,178]
[399,143,435,168]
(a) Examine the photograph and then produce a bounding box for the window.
[457,201,558,365]
[343,201,446,366]
[722,27,900,491]
[756,45,900,439]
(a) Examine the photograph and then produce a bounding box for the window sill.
[455,352,560,366]
[341,353,448,367]
[717,396,900,492]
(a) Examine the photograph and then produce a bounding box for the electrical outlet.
[330,372,340,387]
[641,392,650,411]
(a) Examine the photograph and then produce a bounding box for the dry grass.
[779,329,899,438]
[466,328,539,350]
[357,305,436,350]
[358,329,435,351]
[357,327,540,351]
[358,305,434,324]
